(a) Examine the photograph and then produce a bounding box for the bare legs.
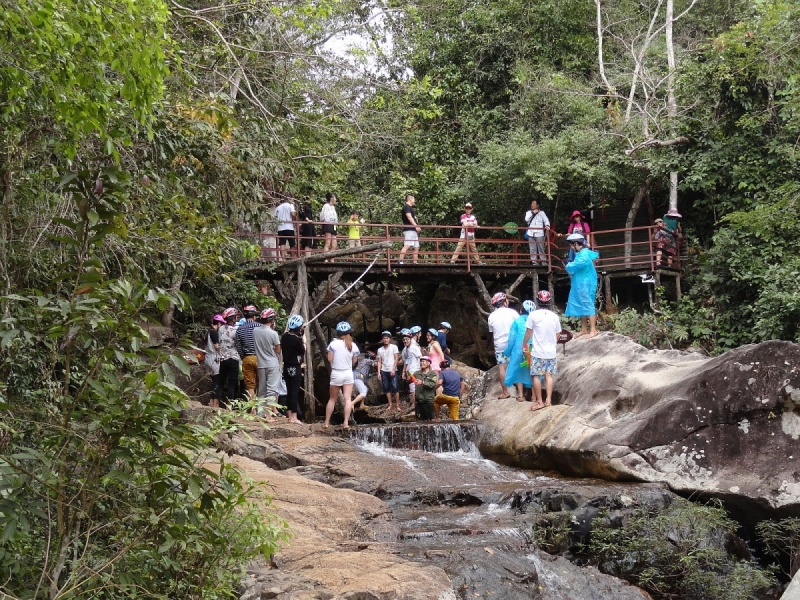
[497,362,510,398]
[531,373,553,410]
[324,383,353,428]
[323,233,336,261]
[575,316,599,339]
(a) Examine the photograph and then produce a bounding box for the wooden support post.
[652,270,662,312]
[603,275,613,313]
[307,302,331,373]
[675,274,682,301]
[532,273,539,299]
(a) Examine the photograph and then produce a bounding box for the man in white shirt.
[273,200,296,261]
[524,199,550,266]
[522,290,561,410]
[450,202,483,264]
[487,292,519,399]
[400,331,422,408]
[376,331,401,411]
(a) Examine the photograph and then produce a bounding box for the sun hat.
[570,210,583,220]
[666,208,683,218]
[464,202,473,208]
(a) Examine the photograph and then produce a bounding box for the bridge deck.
[243,221,683,280]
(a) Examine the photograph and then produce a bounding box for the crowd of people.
[272,194,683,269]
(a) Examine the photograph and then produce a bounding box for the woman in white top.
[320,192,338,260]
[324,321,359,428]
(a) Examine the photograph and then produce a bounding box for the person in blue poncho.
[503,300,536,400]
[565,233,600,338]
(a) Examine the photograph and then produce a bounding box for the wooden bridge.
[243,220,684,308]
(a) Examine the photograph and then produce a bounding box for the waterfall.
[347,422,482,456]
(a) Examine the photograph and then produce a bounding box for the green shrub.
[586,499,775,600]
[756,517,800,578]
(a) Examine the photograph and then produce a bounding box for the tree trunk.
[665,0,679,212]
[624,176,653,266]
[160,264,185,327]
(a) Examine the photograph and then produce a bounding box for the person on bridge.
[320,192,338,260]
[487,292,519,399]
[503,299,536,401]
[653,218,677,267]
[524,200,551,266]
[522,291,562,410]
[377,331,401,411]
[450,202,484,265]
[559,210,592,248]
[411,355,438,421]
[398,194,421,265]
[324,321,359,429]
[299,201,316,257]
[347,210,364,249]
[564,233,600,338]
[273,198,296,261]
[434,360,465,421]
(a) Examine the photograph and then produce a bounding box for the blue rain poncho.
[503,314,533,388]
[565,247,600,317]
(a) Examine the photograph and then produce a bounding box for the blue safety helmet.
[410,325,422,334]
[287,314,305,330]
[336,321,352,334]
[440,321,452,330]
[381,330,392,337]
[522,300,536,314]
[427,327,438,336]
[400,328,411,337]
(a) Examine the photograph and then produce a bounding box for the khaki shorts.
[241,355,258,390]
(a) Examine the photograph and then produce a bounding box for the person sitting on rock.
[411,355,438,421]
[434,360,465,421]
[352,350,376,412]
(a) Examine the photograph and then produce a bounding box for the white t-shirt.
[487,306,519,352]
[377,344,400,372]
[320,203,337,223]
[401,343,422,373]
[459,213,478,239]
[525,209,550,239]
[327,338,360,371]
[526,309,561,359]
[274,202,295,232]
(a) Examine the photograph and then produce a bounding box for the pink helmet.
[419,355,433,363]
[491,292,507,306]
[221,307,238,320]
[212,314,226,324]
[260,308,276,321]
[537,290,552,305]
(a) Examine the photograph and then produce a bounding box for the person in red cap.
[561,210,592,248]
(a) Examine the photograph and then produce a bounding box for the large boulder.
[477,333,800,513]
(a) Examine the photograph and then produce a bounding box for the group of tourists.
[322,321,466,427]
[273,194,680,269]
[203,305,306,424]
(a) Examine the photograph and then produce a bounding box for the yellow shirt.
[347,217,361,240]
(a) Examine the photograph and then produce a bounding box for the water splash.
[347,422,482,456]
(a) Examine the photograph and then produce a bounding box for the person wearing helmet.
[352,350,377,413]
[411,355,438,421]
[433,360,465,421]
[400,331,422,408]
[253,308,283,419]
[437,322,452,356]
[235,305,263,401]
[565,233,600,338]
[323,321,359,428]
[522,290,562,410]
[410,325,422,345]
[217,309,241,408]
[281,315,306,423]
[424,328,445,373]
[487,292,519,399]
[377,331,401,411]
[502,300,536,401]
[204,314,226,408]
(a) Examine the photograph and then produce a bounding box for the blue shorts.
[530,357,558,376]
[381,371,398,393]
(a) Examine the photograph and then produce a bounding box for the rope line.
[307,250,384,325]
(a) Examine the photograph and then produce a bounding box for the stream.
[342,423,673,598]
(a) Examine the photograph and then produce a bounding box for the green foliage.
[756,517,800,578]
[587,499,775,600]
[521,511,574,555]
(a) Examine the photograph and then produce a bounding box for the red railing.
[243,221,680,273]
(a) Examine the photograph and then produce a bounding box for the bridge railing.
[243,221,680,273]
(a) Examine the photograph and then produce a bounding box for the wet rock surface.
[218,418,657,599]
[477,333,800,513]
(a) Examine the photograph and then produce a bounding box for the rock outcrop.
[477,333,800,513]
